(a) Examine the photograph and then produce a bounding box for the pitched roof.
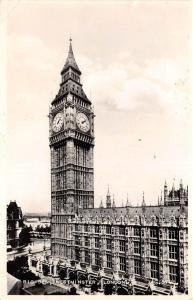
[81,205,188,223]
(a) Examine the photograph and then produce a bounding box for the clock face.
[76,112,90,132]
[52,112,64,133]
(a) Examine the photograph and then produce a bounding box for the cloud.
[7,34,190,120]
[83,54,190,120]
[8,33,56,71]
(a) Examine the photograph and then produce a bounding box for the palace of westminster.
[29,40,188,295]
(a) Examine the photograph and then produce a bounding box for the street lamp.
[43,236,46,251]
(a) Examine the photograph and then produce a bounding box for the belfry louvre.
[48,41,188,295]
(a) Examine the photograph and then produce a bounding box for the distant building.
[7,201,23,248]
[23,215,50,230]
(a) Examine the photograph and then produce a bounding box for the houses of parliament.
[41,40,188,294]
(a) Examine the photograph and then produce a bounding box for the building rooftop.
[80,205,187,223]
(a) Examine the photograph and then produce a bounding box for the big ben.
[49,39,94,257]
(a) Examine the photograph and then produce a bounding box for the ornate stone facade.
[47,41,188,294]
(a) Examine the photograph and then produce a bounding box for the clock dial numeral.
[76,113,90,132]
[52,112,64,133]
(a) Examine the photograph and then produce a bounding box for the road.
[7,238,51,260]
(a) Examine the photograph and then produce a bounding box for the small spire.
[106,185,111,208]
[68,37,73,55]
[160,191,163,206]
[126,193,129,206]
[179,179,183,189]
[112,195,116,208]
[158,196,160,206]
[164,180,167,187]
[142,191,146,206]
[100,198,103,208]
[107,185,110,196]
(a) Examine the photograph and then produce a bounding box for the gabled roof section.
[81,205,188,222]
[61,38,81,75]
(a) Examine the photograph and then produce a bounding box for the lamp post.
[43,235,46,251]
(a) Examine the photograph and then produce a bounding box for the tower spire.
[142,191,146,213]
[106,185,111,208]
[107,185,110,196]
[126,193,129,206]
[61,37,81,74]
[164,179,168,205]
[179,178,183,189]
[68,37,73,55]
[160,190,163,206]
[142,191,146,206]
[100,198,104,208]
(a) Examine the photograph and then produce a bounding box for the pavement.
[7,238,51,260]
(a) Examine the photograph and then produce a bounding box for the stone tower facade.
[49,40,94,257]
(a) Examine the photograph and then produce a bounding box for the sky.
[2,0,192,213]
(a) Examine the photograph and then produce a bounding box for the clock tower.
[49,39,94,257]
